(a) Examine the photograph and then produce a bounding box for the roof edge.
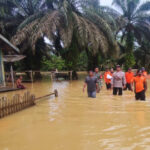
[0,34,20,53]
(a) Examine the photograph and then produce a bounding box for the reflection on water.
[0,75,150,150]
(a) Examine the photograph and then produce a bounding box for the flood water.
[1,73,150,150]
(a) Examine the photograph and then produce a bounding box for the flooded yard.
[0,75,150,150]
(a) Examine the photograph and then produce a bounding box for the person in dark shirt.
[83,71,98,98]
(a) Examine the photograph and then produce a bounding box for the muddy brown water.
[0,74,150,150]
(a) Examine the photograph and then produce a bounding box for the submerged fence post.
[0,89,58,119]
[54,89,58,97]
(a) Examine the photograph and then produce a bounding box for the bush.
[41,56,65,71]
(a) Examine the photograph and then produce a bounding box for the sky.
[100,0,113,7]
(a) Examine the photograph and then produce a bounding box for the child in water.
[16,76,26,89]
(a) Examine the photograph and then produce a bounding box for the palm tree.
[134,39,150,71]
[0,0,46,38]
[10,0,119,70]
[0,0,58,74]
[80,0,119,68]
[104,0,150,70]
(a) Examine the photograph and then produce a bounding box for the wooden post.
[54,89,58,97]
[31,70,33,83]
[70,71,73,80]
[50,72,53,81]
[0,49,5,87]
[0,99,2,118]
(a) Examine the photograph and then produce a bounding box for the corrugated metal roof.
[0,34,20,53]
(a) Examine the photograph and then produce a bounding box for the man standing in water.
[111,65,126,96]
[83,71,98,98]
[94,67,102,93]
[132,70,147,101]
[124,68,134,91]
[104,68,112,90]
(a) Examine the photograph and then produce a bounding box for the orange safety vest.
[133,76,146,93]
[125,72,134,84]
[104,71,112,84]
[143,71,148,76]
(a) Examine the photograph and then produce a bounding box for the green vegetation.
[105,0,150,70]
[0,0,150,73]
[41,56,65,71]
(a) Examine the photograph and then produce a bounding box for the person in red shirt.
[132,70,147,101]
[124,68,134,91]
[104,68,112,90]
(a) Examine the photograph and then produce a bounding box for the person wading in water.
[124,68,134,91]
[83,71,98,98]
[141,67,148,77]
[132,70,147,101]
[94,67,102,93]
[111,65,126,96]
[104,68,112,90]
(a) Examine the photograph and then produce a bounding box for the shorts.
[88,91,96,98]
[106,83,111,90]
[124,83,132,91]
[135,90,146,101]
[98,80,103,88]
[17,85,25,89]
[113,87,123,96]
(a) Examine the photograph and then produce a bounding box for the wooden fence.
[0,90,58,119]
[0,91,35,118]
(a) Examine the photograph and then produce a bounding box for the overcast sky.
[100,0,148,7]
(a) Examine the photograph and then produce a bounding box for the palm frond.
[84,10,115,46]
[101,6,121,18]
[17,11,45,30]
[136,1,150,13]
[112,0,127,14]
[11,9,118,56]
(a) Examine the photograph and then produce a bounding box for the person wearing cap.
[124,68,134,91]
[83,71,98,98]
[111,65,126,95]
[141,67,148,76]
[104,68,112,90]
[132,69,147,101]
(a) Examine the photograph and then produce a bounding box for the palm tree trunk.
[86,49,99,70]
[124,31,135,70]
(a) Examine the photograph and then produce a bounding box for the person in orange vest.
[104,68,112,90]
[141,67,148,76]
[124,68,134,91]
[132,70,147,101]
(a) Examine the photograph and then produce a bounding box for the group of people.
[83,65,148,101]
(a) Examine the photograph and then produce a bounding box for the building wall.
[0,49,5,86]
